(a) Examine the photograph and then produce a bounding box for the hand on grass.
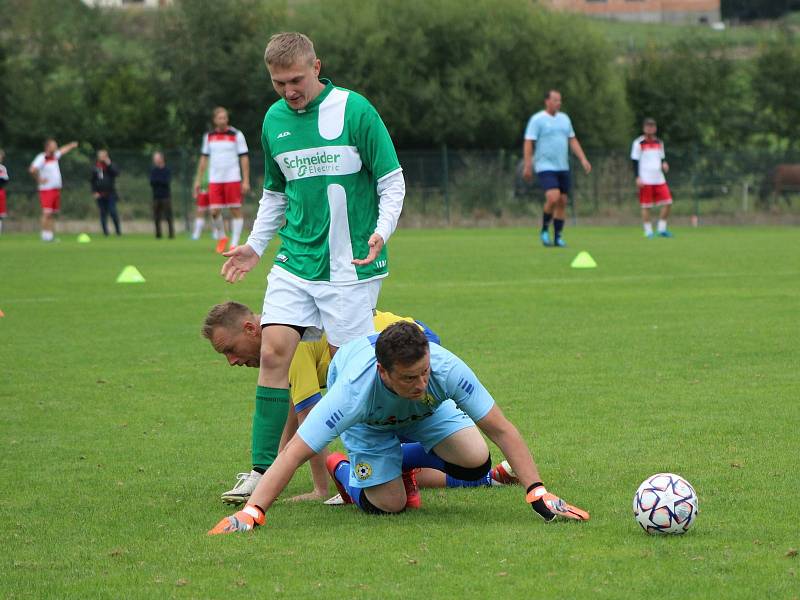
[526,485,589,522]
[208,505,265,535]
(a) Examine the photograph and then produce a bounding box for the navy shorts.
[537,170,571,194]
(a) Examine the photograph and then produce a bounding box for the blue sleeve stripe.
[458,378,475,395]
[414,319,441,345]
[294,392,322,414]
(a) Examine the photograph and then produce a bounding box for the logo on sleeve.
[458,378,475,395]
[277,131,292,139]
[325,410,344,429]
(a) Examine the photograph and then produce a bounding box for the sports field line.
[3,269,798,305]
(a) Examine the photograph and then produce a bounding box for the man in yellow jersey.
[202,302,517,504]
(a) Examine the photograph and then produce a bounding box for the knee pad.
[443,454,492,481]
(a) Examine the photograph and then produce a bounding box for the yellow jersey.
[287,310,432,412]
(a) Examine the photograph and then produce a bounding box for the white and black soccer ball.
[633,473,698,535]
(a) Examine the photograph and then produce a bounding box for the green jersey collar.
[290,78,334,114]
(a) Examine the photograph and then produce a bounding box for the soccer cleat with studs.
[402,468,422,509]
[221,470,262,506]
[489,460,519,486]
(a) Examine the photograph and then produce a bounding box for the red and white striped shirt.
[201,127,248,183]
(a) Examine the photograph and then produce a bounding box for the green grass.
[1,227,799,599]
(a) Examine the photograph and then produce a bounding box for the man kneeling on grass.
[209,322,589,534]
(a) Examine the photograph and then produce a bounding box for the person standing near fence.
[522,90,591,248]
[90,149,122,237]
[0,149,8,235]
[150,151,175,239]
[29,138,78,242]
[194,107,250,250]
[631,118,673,238]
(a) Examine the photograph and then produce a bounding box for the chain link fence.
[2,145,798,232]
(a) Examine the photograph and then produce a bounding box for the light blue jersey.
[524,110,575,172]
[297,335,496,454]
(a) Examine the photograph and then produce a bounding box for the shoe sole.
[221,494,249,506]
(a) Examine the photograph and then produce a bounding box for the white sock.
[657,219,667,233]
[42,230,53,241]
[0,219,3,235]
[643,222,653,236]
[212,215,226,240]
[192,217,205,240]
[230,218,244,248]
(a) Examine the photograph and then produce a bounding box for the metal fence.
[2,146,798,231]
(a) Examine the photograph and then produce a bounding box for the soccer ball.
[633,473,698,535]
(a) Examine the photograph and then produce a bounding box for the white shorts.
[261,266,383,348]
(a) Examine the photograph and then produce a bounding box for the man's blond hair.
[264,32,316,68]
[202,301,255,340]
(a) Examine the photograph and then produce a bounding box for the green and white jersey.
[262,79,401,283]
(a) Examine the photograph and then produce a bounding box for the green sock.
[251,386,290,471]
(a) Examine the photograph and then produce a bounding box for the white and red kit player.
[631,118,673,238]
[28,139,78,242]
[193,107,250,248]
[0,149,8,235]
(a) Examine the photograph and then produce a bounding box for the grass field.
[1,226,799,599]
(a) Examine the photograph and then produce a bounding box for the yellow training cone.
[571,251,597,269]
[77,233,91,243]
[116,266,146,283]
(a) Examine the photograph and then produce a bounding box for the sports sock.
[401,442,446,471]
[445,473,493,488]
[643,221,653,236]
[657,219,667,233]
[553,218,565,240]
[251,386,290,471]
[41,230,53,241]
[0,219,3,234]
[230,217,244,247]
[192,217,204,240]
[333,460,365,506]
[541,212,553,232]
[212,214,225,239]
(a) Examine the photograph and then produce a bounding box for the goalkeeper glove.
[208,504,265,535]
[527,483,590,522]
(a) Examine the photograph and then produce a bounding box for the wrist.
[525,482,545,503]
[243,503,266,525]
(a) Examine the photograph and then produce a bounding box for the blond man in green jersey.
[220,33,405,470]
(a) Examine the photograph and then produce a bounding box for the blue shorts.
[537,170,571,194]
[340,400,475,489]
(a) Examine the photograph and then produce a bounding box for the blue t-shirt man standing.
[522,90,592,248]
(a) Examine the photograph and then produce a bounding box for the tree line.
[1,0,798,155]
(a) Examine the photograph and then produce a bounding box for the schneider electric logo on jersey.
[284,151,341,177]
[277,146,362,181]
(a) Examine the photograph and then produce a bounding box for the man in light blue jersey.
[209,322,589,534]
[522,90,591,248]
